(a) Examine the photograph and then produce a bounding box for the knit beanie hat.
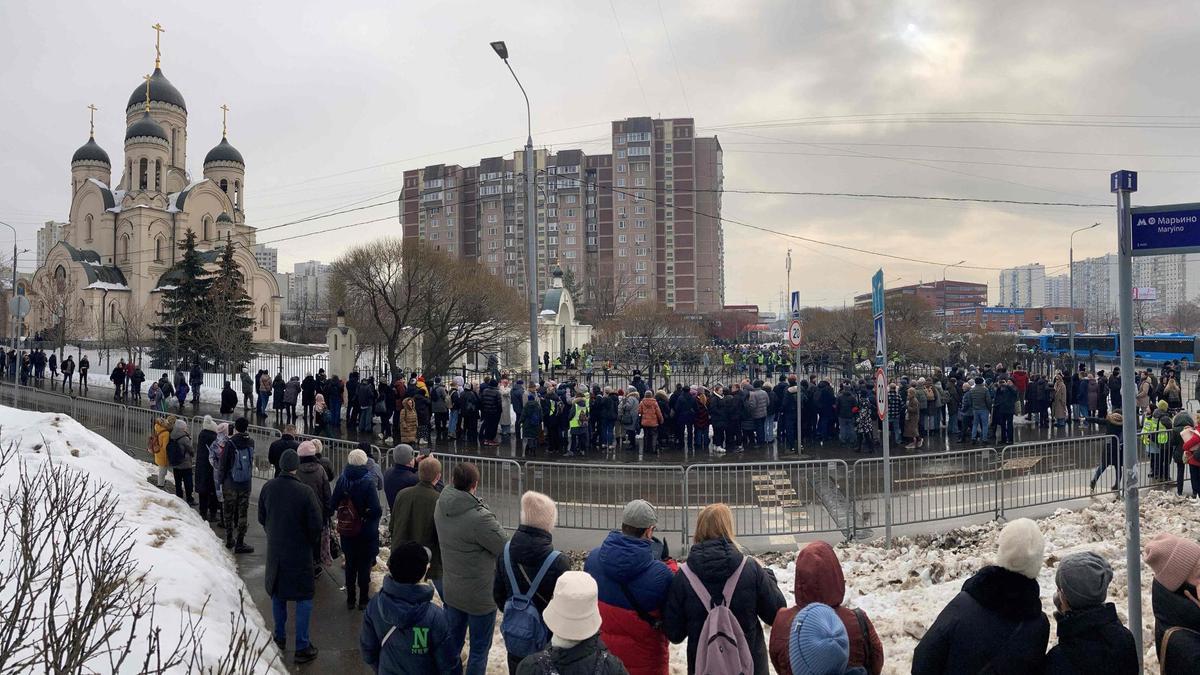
[1056,551,1113,609]
[788,603,849,675]
[1158,399,1170,411]
[388,541,430,584]
[296,440,317,458]
[347,449,368,466]
[1145,532,1200,592]
[392,444,415,466]
[278,449,300,474]
[996,518,1045,579]
[520,491,557,531]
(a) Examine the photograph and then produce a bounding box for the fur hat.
[296,440,317,458]
[1145,532,1200,592]
[1106,412,1123,425]
[520,491,557,531]
[347,449,368,466]
[996,518,1045,579]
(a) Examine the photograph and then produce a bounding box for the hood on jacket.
[170,419,189,439]
[375,577,435,630]
[438,486,485,518]
[962,565,1044,621]
[596,530,657,579]
[686,537,744,584]
[341,463,370,485]
[403,397,416,410]
[793,541,845,608]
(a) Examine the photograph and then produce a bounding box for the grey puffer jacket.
[748,388,770,420]
[169,420,194,470]
[434,486,509,615]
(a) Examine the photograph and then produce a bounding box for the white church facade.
[28,31,280,344]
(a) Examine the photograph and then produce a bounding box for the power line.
[609,0,651,112]
[720,148,1200,175]
[655,0,691,115]
[717,140,1200,160]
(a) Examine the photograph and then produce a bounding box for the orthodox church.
[29,27,281,343]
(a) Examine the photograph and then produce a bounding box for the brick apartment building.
[399,117,724,312]
[853,279,988,314]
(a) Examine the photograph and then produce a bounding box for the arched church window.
[155,159,162,191]
[203,216,211,242]
[121,234,130,262]
[260,305,269,327]
[139,158,148,190]
[85,214,93,242]
[220,179,228,194]
[77,299,86,323]
[171,128,177,162]
[53,265,66,292]
[128,160,133,188]
[234,180,241,210]
[109,303,116,324]
[154,237,163,262]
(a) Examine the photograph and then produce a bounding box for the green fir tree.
[206,235,256,373]
[152,230,213,368]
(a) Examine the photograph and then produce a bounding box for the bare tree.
[1168,299,1200,333]
[115,301,152,366]
[802,306,872,375]
[417,255,527,376]
[30,269,90,359]
[329,238,436,379]
[604,302,700,383]
[0,438,278,673]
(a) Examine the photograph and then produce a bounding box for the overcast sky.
[2,0,1196,312]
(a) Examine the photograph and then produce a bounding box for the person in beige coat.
[1052,375,1068,427]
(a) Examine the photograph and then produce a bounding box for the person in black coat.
[301,374,318,426]
[662,504,786,675]
[383,444,418,509]
[195,416,220,522]
[718,384,744,451]
[219,380,238,415]
[1145,532,1200,674]
[913,518,1050,675]
[257,449,323,663]
[268,427,300,478]
[411,387,433,443]
[1044,552,1138,675]
[479,379,503,445]
[493,491,571,673]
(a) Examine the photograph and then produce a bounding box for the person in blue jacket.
[360,541,462,674]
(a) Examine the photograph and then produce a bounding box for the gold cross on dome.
[143,74,152,112]
[87,104,98,136]
[151,23,165,67]
[220,104,230,137]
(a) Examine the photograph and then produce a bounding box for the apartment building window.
[487,214,497,223]
[617,192,624,201]
[616,133,625,145]
[616,179,626,188]
[617,149,626,159]
[635,234,647,243]
[446,205,455,214]
[618,262,628,272]
[634,177,647,187]
[548,235,557,245]
[479,185,502,196]
[586,196,595,205]
[564,222,576,232]
[548,223,557,232]
[488,241,497,250]
[627,146,651,157]
[635,205,646,214]
[566,195,577,204]
[487,253,498,262]
[618,220,626,229]
[424,178,443,189]
[447,217,455,226]
[430,219,439,227]
[505,224,515,234]
[635,261,647,271]
[505,238,515,247]
[489,266,497,275]
[618,234,627,244]
[564,250,577,259]
[618,207,626,216]
[636,247,649,256]
[507,252,518,261]
[635,219,646,228]
[506,278,515,287]
[637,290,647,299]
[586,223,597,232]
[566,236,576,245]
[430,233,439,241]
[587,236,596,246]
[627,132,651,142]
[586,209,595,218]
[420,191,443,203]
[632,162,650,172]
[636,275,647,285]
[445,191,455,199]
[548,207,557,217]
[619,248,628,257]
[665,142,672,151]
[446,230,454,240]
[565,209,576,217]
[488,227,497,236]
[447,244,455,253]
[617,164,627,173]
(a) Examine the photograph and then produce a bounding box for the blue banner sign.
[1131,203,1200,256]
[871,270,884,318]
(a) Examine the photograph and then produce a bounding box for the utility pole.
[1069,223,1100,372]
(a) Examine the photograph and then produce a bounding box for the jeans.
[601,420,615,446]
[272,597,312,650]
[256,392,269,416]
[995,414,1014,444]
[757,417,768,444]
[838,417,856,445]
[449,410,461,438]
[972,410,990,441]
[1092,462,1117,490]
[696,427,710,450]
[444,605,496,675]
[890,419,902,445]
[1073,403,1088,420]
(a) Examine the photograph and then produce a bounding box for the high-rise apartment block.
[399,117,724,312]
[252,244,278,274]
[998,264,1046,308]
[1044,273,1070,308]
[36,221,68,267]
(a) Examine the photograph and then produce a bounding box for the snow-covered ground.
[0,406,284,673]
[463,490,1197,674]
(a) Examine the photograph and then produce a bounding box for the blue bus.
[1016,333,1200,364]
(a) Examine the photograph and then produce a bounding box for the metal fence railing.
[195,416,283,480]
[0,378,1195,549]
[527,461,688,548]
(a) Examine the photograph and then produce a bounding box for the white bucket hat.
[541,572,602,641]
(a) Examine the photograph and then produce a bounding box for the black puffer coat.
[194,428,217,494]
[1153,580,1200,674]
[1043,603,1137,675]
[479,382,502,418]
[662,538,786,675]
[912,565,1049,675]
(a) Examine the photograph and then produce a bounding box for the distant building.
[944,306,1084,333]
[998,264,1046,308]
[36,221,68,268]
[252,244,277,274]
[853,279,987,315]
[1044,274,1070,308]
[274,272,291,318]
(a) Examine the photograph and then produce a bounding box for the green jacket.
[433,486,508,614]
[390,480,443,579]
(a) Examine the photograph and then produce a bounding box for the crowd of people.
[165,418,1200,674]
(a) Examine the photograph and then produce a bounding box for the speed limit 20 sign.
[787,318,803,349]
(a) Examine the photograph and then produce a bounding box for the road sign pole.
[872,269,892,547]
[1112,170,1142,664]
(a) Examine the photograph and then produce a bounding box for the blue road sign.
[1130,203,1200,256]
[790,290,800,318]
[1111,170,1138,193]
[874,314,886,363]
[871,269,884,318]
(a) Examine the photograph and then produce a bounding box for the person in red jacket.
[583,499,677,675]
[1011,363,1029,417]
[769,541,884,675]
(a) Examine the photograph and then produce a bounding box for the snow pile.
[768,490,1200,674]
[0,406,283,673]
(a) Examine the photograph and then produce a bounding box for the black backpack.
[166,437,185,466]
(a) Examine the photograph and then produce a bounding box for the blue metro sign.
[1131,203,1200,257]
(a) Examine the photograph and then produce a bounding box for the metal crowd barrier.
[685,460,848,544]
[434,453,524,529]
[527,461,687,548]
[295,433,366,479]
[851,449,999,531]
[195,416,283,480]
[998,436,1116,517]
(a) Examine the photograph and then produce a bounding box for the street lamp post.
[1069,223,1101,372]
[0,221,18,350]
[491,40,541,384]
[942,260,965,367]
